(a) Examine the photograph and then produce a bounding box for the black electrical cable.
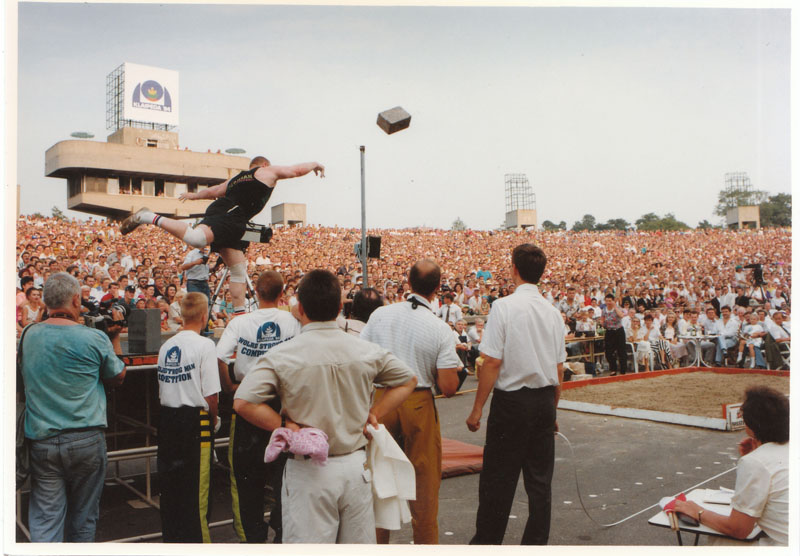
[556,431,737,527]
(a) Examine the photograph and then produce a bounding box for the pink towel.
[264,427,292,463]
[264,427,329,465]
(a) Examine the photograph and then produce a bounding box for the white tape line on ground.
[558,400,729,430]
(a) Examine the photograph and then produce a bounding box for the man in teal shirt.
[20,272,126,542]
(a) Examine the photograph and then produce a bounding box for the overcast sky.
[12,2,792,230]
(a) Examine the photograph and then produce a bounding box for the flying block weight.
[377,106,411,135]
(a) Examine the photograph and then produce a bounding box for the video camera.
[743,263,765,286]
[84,298,130,333]
[242,223,273,244]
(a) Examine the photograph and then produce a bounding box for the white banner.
[122,62,179,126]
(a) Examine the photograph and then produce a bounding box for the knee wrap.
[229,262,247,283]
[182,226,208,248]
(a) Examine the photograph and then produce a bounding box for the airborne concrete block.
[377,106,411,135]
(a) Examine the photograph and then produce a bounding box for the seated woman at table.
[625,317,652,371]
[661,311,688,367]
[674,386,788,546]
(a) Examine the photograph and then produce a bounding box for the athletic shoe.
[120,207,152,235]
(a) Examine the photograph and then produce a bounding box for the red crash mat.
[441,437,484,478]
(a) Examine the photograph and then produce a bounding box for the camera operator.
[181,246,211,304]
[19,272,126,542]
[79,284,98,316]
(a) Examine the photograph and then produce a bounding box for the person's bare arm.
[672,500,757,539]
[255,162,325,185]
[103,367,126,387]
[20,304,32,327]
[466,354,501,431]
[180,257,205,271]
[218,359,238,394]
[205,393,219,432]
[436,368,461,398]
[365,376,417,436]
[102,311,127,386]
[232,398,282,431]
[179,180,229,202]
[554,362,564,431]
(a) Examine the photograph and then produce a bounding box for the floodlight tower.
[723,172,761,229]
[504,173,537,229]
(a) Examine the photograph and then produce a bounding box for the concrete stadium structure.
[45,127,250,221]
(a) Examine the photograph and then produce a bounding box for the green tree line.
[539,190,790,232]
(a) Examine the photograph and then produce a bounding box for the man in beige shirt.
[233,269,416,544]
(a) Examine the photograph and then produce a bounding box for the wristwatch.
[281,415,286,428]
[697,509,704,523]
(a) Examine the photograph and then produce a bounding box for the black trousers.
[763,334,785,369]
[471,386,556,545]
[604,327,628,374]
[229,411,286,543]
[157,406,214,543]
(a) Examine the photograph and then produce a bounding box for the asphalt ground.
[14,373,745,548]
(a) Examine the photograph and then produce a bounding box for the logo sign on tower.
[122,62,179,126]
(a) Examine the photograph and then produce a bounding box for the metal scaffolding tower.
[724,172,756,201]
[504,173,536,212]
[504,173,537,229]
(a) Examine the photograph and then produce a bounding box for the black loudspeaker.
[127,308,162,354]
[367,236,381,258]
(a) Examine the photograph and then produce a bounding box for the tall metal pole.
[360,146,368,287]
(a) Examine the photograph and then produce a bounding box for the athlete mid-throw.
[120,156,325,314]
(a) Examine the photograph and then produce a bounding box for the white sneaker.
[750,359,755,369]
[120,207,152,235]
[736,353,743,363]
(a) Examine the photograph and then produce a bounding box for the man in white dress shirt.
[437,291,462,328]
[763,310,790,370]
[466,243,565,545]
[714,305,741,366]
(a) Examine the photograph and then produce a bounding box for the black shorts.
[199,198,250,253]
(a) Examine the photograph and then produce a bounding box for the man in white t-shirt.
[735,313,766,368]
[89,277,110,306]
[156,292,221,543]
[216,271,301,543]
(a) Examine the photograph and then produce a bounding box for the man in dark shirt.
[601,294,627,376]
[120,156,324,314]
[734,285,751,308]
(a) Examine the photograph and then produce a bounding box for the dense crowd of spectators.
[15,215,791,365]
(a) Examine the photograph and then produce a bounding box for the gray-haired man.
[19,272,126,541]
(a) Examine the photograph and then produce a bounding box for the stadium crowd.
[15,215,791,368]
[15,214,791,545]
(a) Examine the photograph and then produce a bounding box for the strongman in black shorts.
[120,156,325,314]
